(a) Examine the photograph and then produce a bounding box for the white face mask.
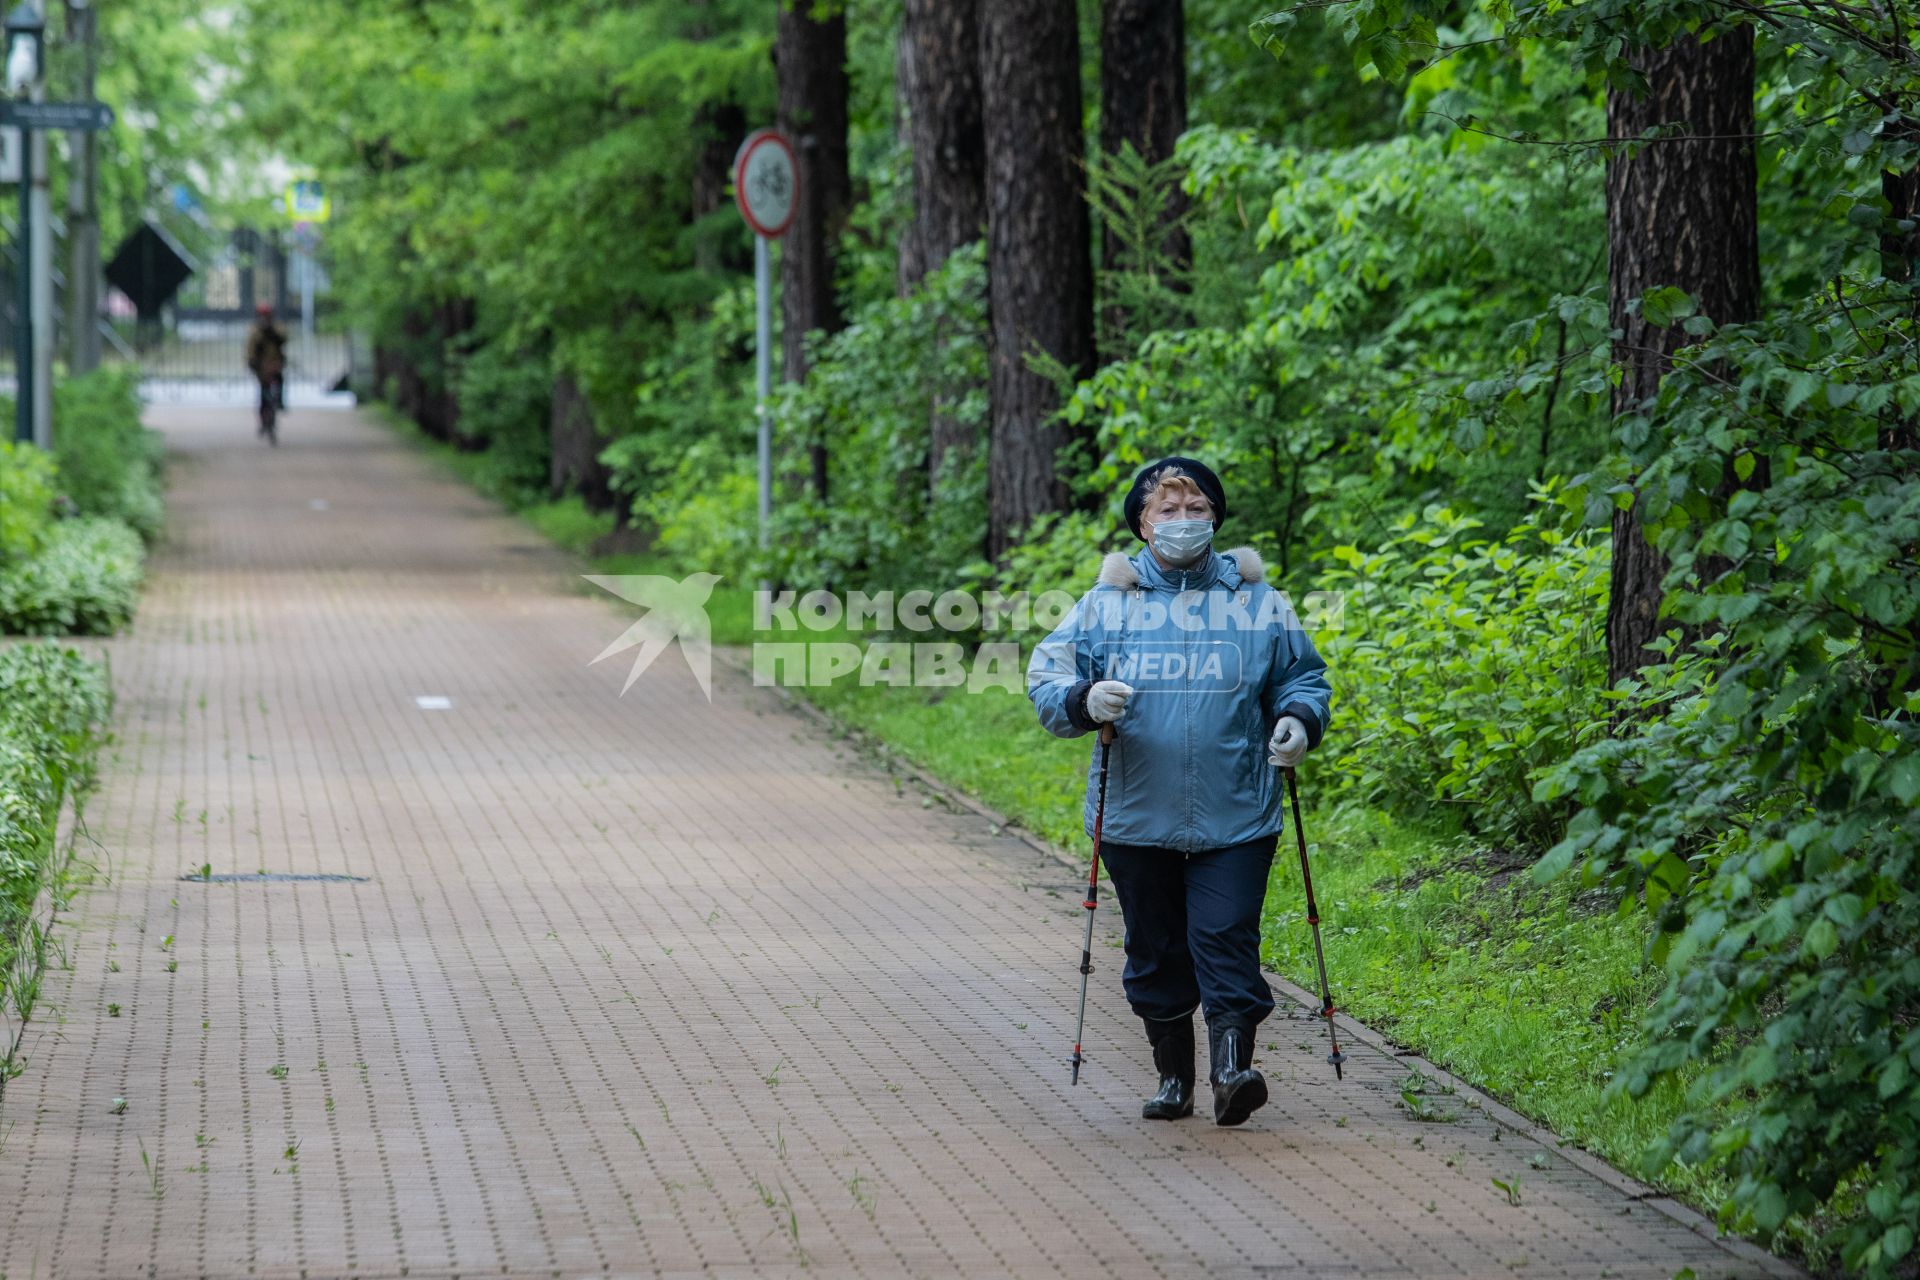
[1149,517,1214,567]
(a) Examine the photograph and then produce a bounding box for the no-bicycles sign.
[733,129,797,240]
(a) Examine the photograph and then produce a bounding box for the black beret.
[1123,456,1227,541]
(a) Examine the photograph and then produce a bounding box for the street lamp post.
[4,1,42,447]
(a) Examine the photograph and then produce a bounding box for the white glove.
[1267,715,1310,769]
[1085,680,1134,724]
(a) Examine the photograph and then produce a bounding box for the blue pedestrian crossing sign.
[284,179,330,223]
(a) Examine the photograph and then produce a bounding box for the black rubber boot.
[1140,1016,1195,1120]
[1208,1023,1268,1127]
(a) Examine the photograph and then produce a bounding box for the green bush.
[48,369,165,543]
[0,439,56,565]
[1318,491,1611,852]
[451,342,552,506]
[1533,280,1920,1275]
[0,518,145,635]
[993,510,1121,602]
[634,439,761,581]
[0,642,109,969]
[0,380,155,638]
[637,245,990,590]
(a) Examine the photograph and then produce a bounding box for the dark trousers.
[1101,833,1279,1031]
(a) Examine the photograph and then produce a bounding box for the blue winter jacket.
[1026,545,1332,853]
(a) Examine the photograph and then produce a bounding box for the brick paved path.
[0,407,1789,1279]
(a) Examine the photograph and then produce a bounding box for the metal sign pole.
[732,128,795,578]
[13,119,28,444]
[755,232,771,551]
[27,70,48,447]
[299,250,315,342]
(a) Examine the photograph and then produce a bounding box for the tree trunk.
[1604,27,1759,686]
[899,0,989,496]
[776,0,851,500]
[1099,0,1189,325]
[549,372,616,510]
[900,0,987,291]
[895,27,926,292]
[1883,156,1920,285]
[981,0,1094,558]
[385,298,475,445]
[692,99,749,277]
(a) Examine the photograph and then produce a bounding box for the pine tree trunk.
[549,372,615,510]
[981,0,1094,558]
[1099,0,1189,342]
[899,0,988,497]
[692,100,749,277]
[900,0,987,290]
[1604,27,1759,686]
[776,1,851,500]
[895,28,926,292]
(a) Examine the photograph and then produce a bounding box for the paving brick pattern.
[0,407,1782,1279]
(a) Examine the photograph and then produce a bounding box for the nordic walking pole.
[1069,721,1116,1085]
[1284,765,1346,1080]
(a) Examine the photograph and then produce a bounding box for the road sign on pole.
[733,129,797,564]
[0,98,110,130]
[284,179,329,222]
[733,129,797,240]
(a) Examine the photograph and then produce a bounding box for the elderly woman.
[1027,457,1332,1126]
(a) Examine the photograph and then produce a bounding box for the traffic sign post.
[284,178,330,222]
[733,129,797,560]
[5,98,112,444]
[284,182,329,346]
[289,218,322,342]
[12,100,28,445]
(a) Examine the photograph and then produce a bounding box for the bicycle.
[257,371,283,445]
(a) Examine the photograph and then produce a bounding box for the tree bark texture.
[1099,0,1189,280]
[378,298,475,446]
[1604,27,1759,685]
[981,0,1094,558]
[776,0,851,499]
[549,372,616,510]
[899,0,989,497]
[899,0,987,291]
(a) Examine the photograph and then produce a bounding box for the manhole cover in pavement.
[179,873,369,883]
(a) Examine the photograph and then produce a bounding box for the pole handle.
[1099,722,1115,746]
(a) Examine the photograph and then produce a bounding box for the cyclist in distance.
[244,302,288,444]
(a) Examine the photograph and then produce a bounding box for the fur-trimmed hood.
[1097,546,1265,590]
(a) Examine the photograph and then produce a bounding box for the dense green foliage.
[1533,287,1920,1268]
[650,247,992,589]
[0,442,56,567]
[0,371,160,636]
[50,371,166,543]
[1249,2,1920,1270]
[0,642,110,1075]
[239,0,775,451]
[0,519,146,637]
[1319,496,1611,851]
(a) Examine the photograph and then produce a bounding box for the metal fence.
[0,221,355,406]
[101,319,352,405]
